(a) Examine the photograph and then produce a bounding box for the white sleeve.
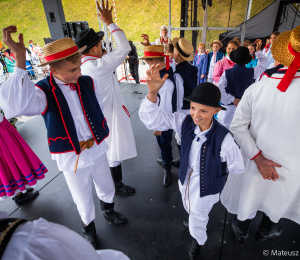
[218,73,235,104]
[92,78,104,111]
[174,73,184,112]
[230,87,261,160]
[220,133,245,175]
[93,24,131,74]
[0,67,47,119]
[253,51,268,79]
[139,95,187,134]
[158,79,174,114]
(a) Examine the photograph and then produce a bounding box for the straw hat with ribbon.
[172,37,194,61]
[38,38,86,67]
[272,25,300,92]
[210,40,223,48]
[140,45,170,70]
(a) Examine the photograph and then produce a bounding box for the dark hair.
[227,40,238,47]
[244,40,250,44]
[233,37,241,43]
[272,31,280,37]
[248,43,256,48]
[165,42,174,53]
[266,36,270,40]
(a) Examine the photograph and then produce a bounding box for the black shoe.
[82,221,97,248]
[115,181,135,196]
[163,164,172,187]
[255,213,283,241]
[231,217,252,246]
[100,200,126,225]
[188,237,201,260]
[13,190,39,206]
[26,187,34,192]
[172,158,180,167]
[183,220,189,228]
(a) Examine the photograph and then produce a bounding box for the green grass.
[0,0,274,48]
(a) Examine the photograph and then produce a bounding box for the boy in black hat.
[139,65,245,259]
[217,46,268,129]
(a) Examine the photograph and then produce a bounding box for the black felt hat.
[183,82,226,110]
[75,28,104,52]
[229,46,252,65]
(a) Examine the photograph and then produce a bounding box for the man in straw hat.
[75,0,137,197]
[207,40,224,83]
[220,26,300,246]
[0,6,127,248]
[139,44,177,187]
[139,67,244,259]
[217,46,268,129]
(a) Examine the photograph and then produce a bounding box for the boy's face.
[50,58,82,83]
[190,102,221,127]
[212,44,220,52]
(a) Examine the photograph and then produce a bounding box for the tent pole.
[202,0,208,46]
[241,0,252,44]
[169,0,172,39]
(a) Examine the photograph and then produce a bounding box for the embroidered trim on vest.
[48,136,69,145]
[50,74,76,154]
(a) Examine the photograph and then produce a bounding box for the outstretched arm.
[0,26,46,118]
[139,64,187,133]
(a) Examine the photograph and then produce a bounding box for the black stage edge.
[1,82,299,260]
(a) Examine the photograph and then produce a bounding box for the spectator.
[3,51,15,74]
[246,43,258,68]
[193,42,208,84]
[243,40,250,47]
[126,41,140,84]
[155,25,172,48]
[233,37,241,47]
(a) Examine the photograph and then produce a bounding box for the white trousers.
[107,158,123,168]
[63,154,115,225]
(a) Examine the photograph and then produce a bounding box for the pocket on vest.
[214,173,228,185]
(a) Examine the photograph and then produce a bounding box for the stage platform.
[1,82,299,260]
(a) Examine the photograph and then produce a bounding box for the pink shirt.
[213,57,235,83]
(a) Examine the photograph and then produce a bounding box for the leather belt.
[74,138,95,173]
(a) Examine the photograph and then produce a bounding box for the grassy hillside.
[0,0,274,48]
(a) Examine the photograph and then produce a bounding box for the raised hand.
[146,64,168,103]
[141,34,150,46]
[97,0,113,26]
[254,153,281,181]
[2,26,26,70]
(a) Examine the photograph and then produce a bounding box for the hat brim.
[84,31,105,52]
[272,30,293,67]
[173,37,194,61]
[210,41,223,48]
[38,46,87,67]
[230,51,252,65]
[183,96,227,110]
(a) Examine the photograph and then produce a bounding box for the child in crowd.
[213,40,238,84]
[207,40,224,83]
[140,45,177,187]
[139,68,245,259]
[165,42,176,72]
[233,37,241,46]
[193,43,208,85]
[246,43,258,68]
[243,40,250,47]
[217,46,268,129]
[3,52,15,74]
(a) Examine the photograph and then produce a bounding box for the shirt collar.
[226,55,231,60]
[194,120,213,136]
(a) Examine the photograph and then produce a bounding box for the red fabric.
[45,46,78,62]
[263,44,270,53]
[63,83,77,91]
[277,43,300,92]
[144,51,170,70]
[251,151,261,160]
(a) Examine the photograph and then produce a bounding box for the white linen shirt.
[0,67,108,171]
[139,96,245,212]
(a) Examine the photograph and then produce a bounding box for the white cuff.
[13,67,27,77]
[108,23,119,32]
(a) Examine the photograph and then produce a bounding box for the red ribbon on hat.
[44,46,79,62]
[277,43,300,92]
[144,51,170,70]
